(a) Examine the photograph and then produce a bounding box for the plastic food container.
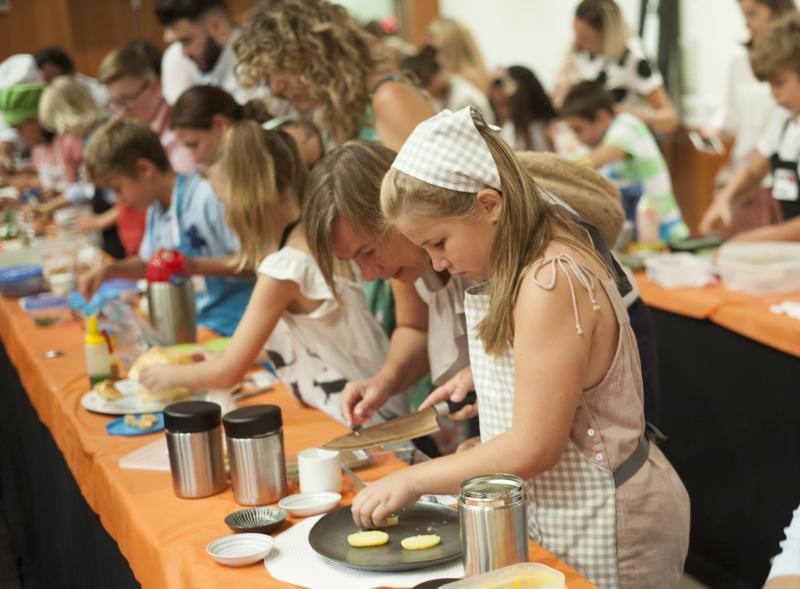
[644,253,713,289]
[20,294,69,327]
[441,562,566,589]
[0,265,45,298]
[717,242,800,295]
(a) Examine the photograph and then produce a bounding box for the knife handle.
[438,391,477,416]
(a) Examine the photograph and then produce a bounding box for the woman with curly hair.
[235,0,434,151]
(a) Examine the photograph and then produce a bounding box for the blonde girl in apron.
[351,107,690,588]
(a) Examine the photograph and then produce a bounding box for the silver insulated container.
[147,275,196,344]
[459,474,528,576]
[223,404,287,505]
[164,401,226,499]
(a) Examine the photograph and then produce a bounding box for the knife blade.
[323,391,477,451]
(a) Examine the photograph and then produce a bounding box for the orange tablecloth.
[0,295,596,589]
[636,273,800,357]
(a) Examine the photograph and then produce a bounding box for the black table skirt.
[653,308,800,589]
[0,341,139,589]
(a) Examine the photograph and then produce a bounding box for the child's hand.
[419,367,477,421]
[699,198,731,235]
[351,470,419,530]
[79,263,108,300]
[138,364,191,393]
[341,376,392,427]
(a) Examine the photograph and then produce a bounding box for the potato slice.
[401,534,441,550]
[384,516,399,527]
[347,531,389,547]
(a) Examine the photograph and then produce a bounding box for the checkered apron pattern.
[464,280,620,589]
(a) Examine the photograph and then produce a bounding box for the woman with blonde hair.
[351,107,689,588]
[553,0,678,134]
[139,120,409,426]
[426,17,491,94]
[235,0,433,151]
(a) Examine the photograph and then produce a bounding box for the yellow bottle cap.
[85,315,106,346]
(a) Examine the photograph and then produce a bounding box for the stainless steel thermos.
[164,401,226,499]
[147,275,196,345]
[459,474,529,575]
[223,405,287,505]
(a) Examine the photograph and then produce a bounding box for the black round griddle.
[308,502,461,572]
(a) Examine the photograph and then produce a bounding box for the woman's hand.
[351,469,419,530]
[341,376,392,427]
[419,367,477,421]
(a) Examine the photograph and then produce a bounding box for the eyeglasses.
[110,79,152,111]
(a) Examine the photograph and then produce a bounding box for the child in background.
[138,121,409,426]
[79,118,253,336]
[701,12,800,234]
[426,17,491,94]
[489,65,557,152]
[402,45,494,123]
[560,80,689,242]
[352,107,689,587]
[170,85,323,171]
[0,83,70,195]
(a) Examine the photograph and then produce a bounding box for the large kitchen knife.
[322,392,477,451]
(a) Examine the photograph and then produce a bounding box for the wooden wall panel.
[0,0,72,64]
[661,130,730,236]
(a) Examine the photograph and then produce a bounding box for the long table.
[636,274,800,588]
[0,294,595,589]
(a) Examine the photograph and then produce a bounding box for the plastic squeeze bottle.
[85,315,112,386]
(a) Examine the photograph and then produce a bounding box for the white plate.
[206,533,273,567]
[80,379,207,416]
[278,492,342,518]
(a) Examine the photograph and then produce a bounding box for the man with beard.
[154,0,293,117]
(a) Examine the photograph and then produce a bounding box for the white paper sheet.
[264,514,464,589]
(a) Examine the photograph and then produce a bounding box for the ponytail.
[218,120,306,270]
[171,85,271,130]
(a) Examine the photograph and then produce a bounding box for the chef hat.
[0,83,45,125]
[391,106,501,193]
[0,54,44,90]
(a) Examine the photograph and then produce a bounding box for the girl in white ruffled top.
[138,121,409,426]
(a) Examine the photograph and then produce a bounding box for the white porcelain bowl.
[205,533,274,567]
[278,491,341,518]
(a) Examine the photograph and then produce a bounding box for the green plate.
[308,502,461,572]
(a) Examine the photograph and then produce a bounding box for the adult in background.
[553,0,679,134]
[154,0,292,117]
[426,17,491,95]
[701,0,796,237]
[34,47,108,108]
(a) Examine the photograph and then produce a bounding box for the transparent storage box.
[717,242,800,295]
[644,253,713,289]
[440,562,566,589]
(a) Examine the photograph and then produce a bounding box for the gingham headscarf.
[391,106,501,193]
